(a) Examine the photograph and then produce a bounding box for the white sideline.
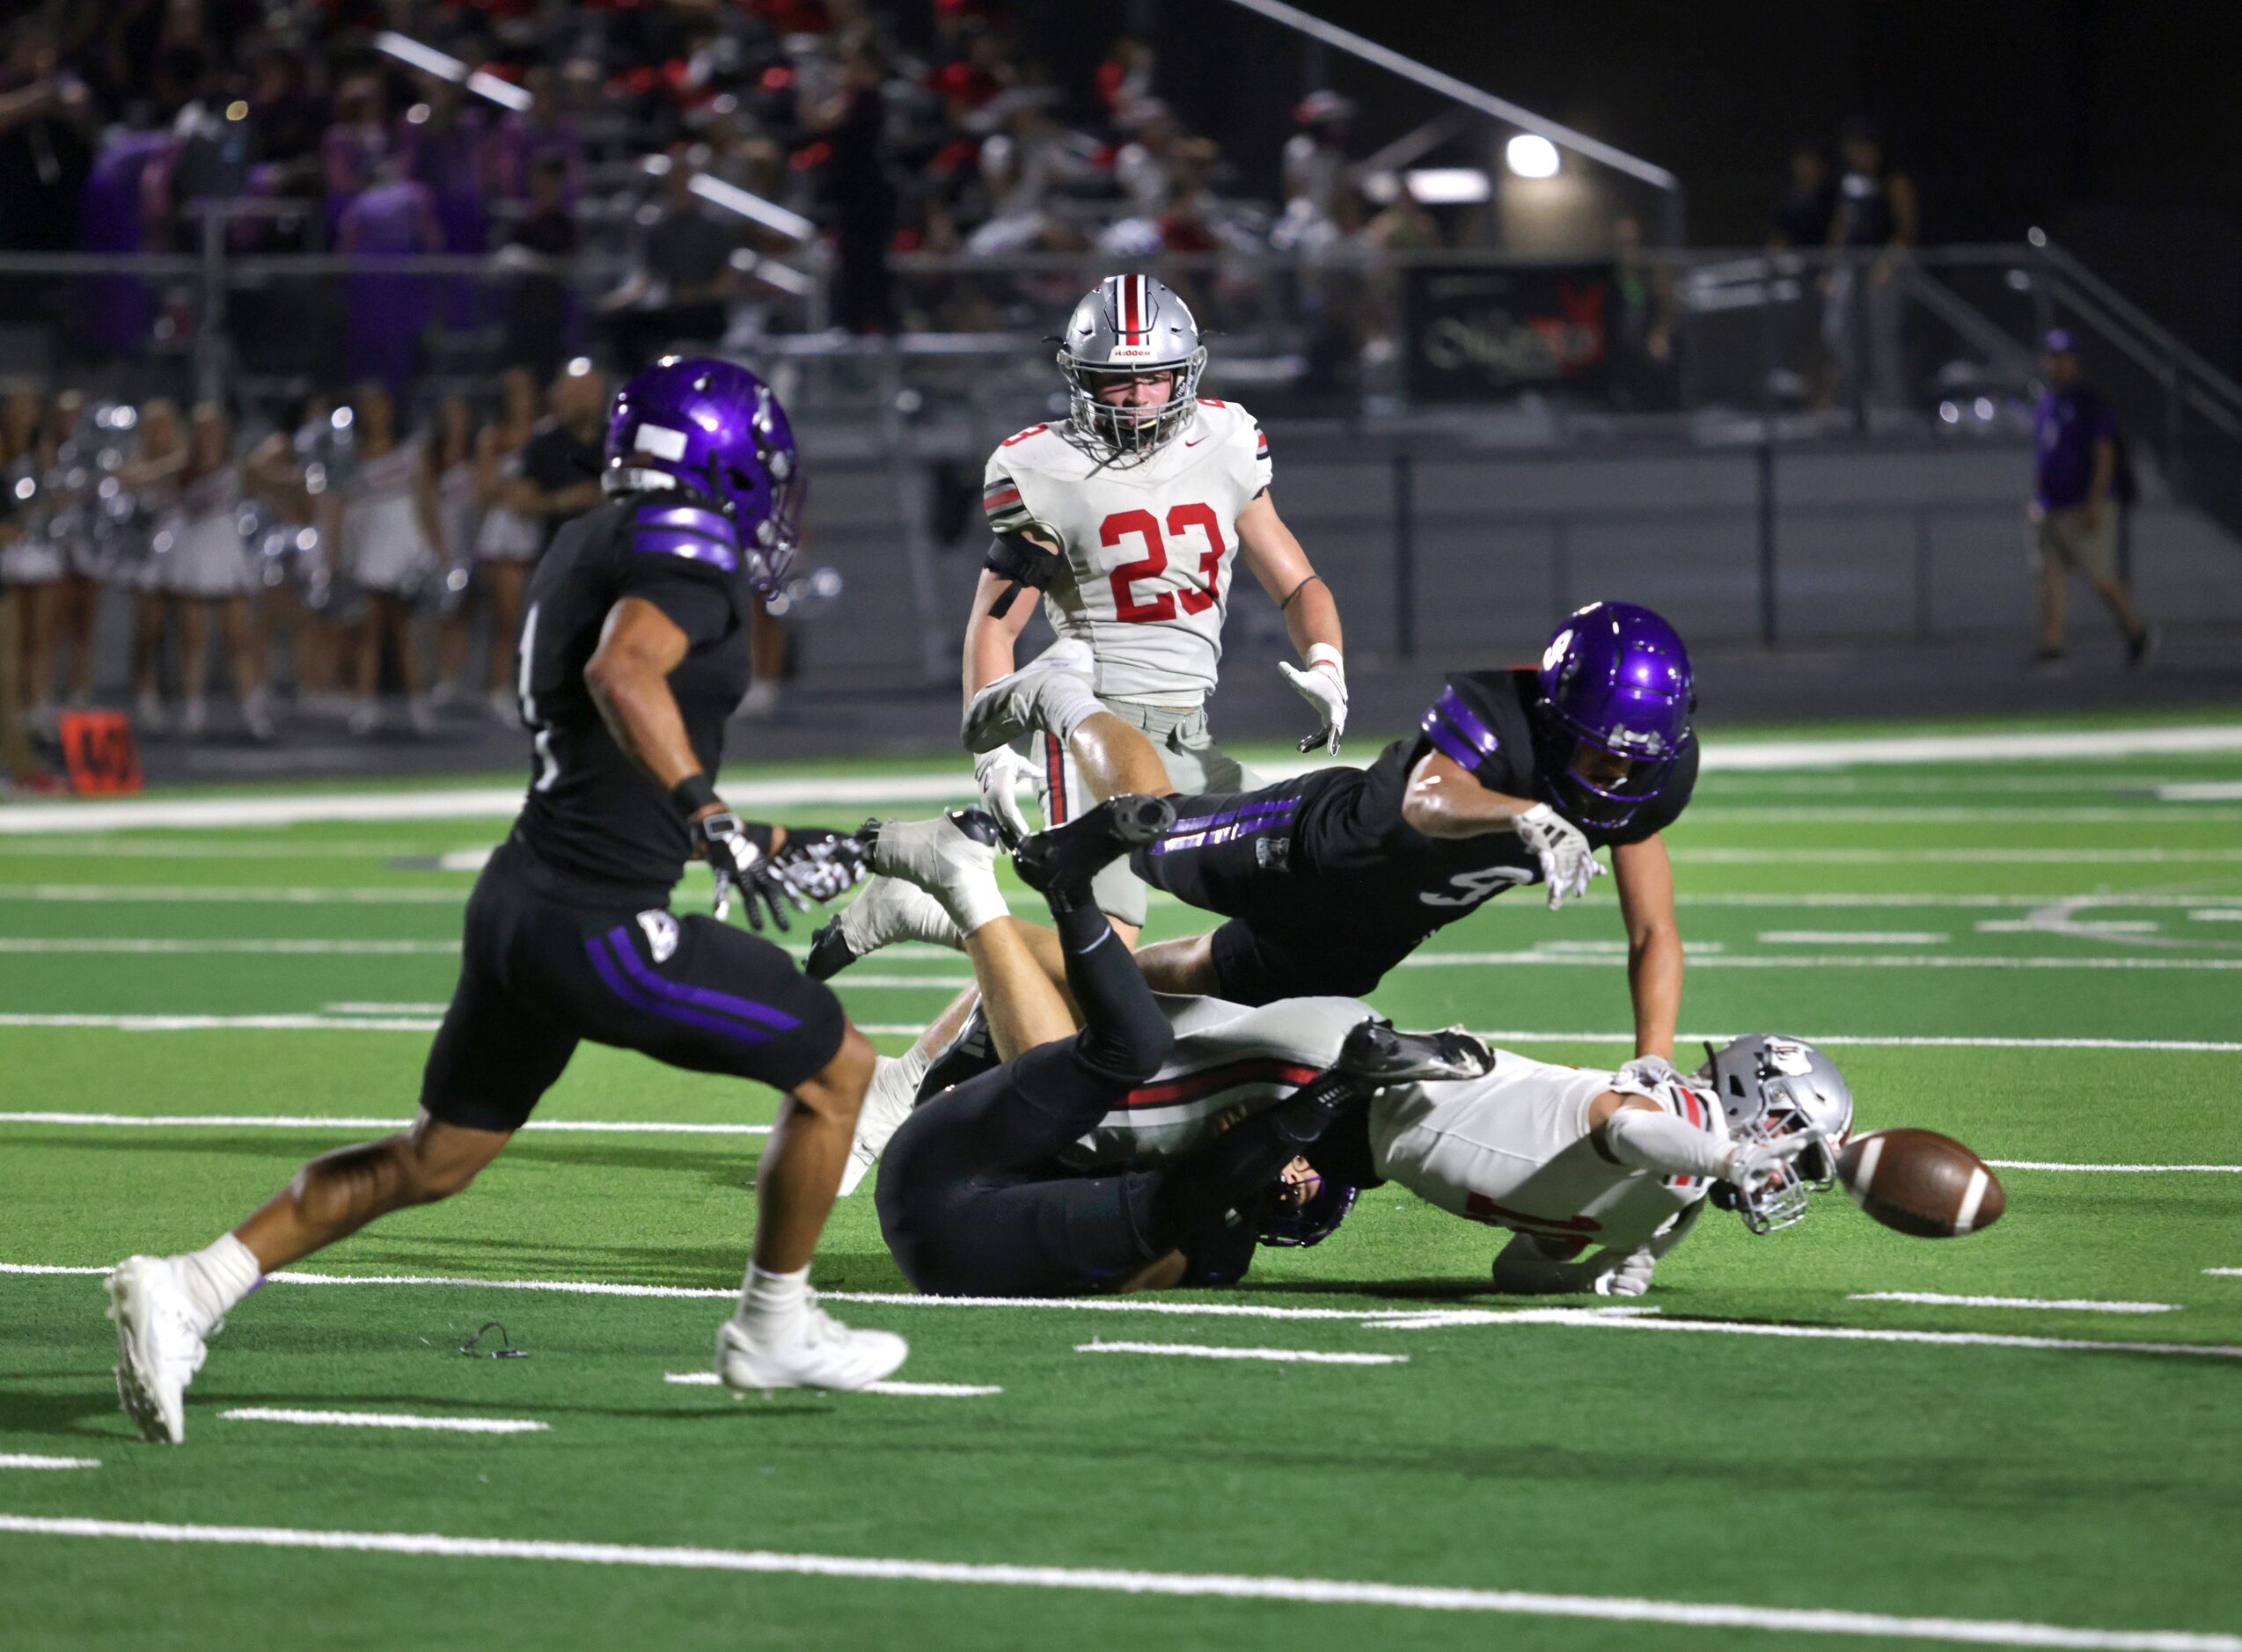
[663,1372,1000,1397]
[0,1112,769,1136]
[1849,1294,2180,1314]
[0,1455,98,1471]
[1757,931,1949,945]
[0,1514,2234,1649]
[1988,1161,2242,1174]
[2206,1269,2242,1277]
[220,1408,546,1434]
[2,722,2238,834]
[1079,1341,1406,1365]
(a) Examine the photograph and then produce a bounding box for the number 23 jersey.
[982,399,1271,705]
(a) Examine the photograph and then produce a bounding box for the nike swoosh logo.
[1184,435,1206,446]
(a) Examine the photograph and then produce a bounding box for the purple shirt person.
[2028,330,2151,669]
[488,68,583,204]
[339,169,443,389]
[2033,372,2119,510]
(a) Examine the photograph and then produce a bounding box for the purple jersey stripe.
[584,938,773,1047]
[632,530,740,573]
[1432,688,1500,757]
[603,925,802,1031]
[1168,797,1301,835]
[634,502,732,537]
[1420,713,1484,772]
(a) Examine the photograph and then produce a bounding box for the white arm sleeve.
[1602,1105,1733,1181]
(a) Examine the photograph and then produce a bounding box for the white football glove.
[972,746,1037,846]
[1514,803,1603,910]
[1723,1129,1820,1196]
[1616,1054,1683,1090]
[1278,647,1346,756]
[1591,1247,1658,1297]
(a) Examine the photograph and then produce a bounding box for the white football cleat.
[961,637,1098,754]
[714,1303,908,1393]
[106,1256,210,1444]
[805,874,963,981]
[868,810,1009,937]
[837,1052,923,1197]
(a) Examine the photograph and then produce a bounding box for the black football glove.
[767,826,873,904]
[692,812,810,931]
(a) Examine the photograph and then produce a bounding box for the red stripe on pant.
[1044,733,1068,824]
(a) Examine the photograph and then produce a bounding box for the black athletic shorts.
[1132,778,1410,1005]
[419,840,848,1132]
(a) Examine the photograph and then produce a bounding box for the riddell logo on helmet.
[1105,342,1160,363]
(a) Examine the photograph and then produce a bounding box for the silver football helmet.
[1696,1034,1854,1233]
[1056,274,1207,460]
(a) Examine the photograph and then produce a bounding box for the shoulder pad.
[1420,680,1503,770]
[629,501,739,575]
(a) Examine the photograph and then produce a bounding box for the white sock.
[735,1261,810,1334]
[172,1233,260,1335]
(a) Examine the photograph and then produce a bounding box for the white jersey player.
[924,995,1853,1295]
[960,274,1348,938]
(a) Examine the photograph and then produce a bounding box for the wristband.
[1304,642,1344,675]
[671,773,721,818]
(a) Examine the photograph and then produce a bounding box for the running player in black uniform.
[1131,604,1697,1064]
[106,361,904,1444]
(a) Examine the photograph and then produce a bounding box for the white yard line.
[3,1017,2235,1054]
[662,1372,1000,1396]
[1757,931,1949,945]
[2159,782,2242,800]
[0,1456,98,1471]
[2204,1269,2242,1277]
[0,884,467,903]
[1988,1161,2242,1174]
[1078,1341,1405,1365]
[1669,849,2242,865]
[0,939,460,955]
[1363,1312,2242,1360]
[1684,809,2242,824]
[1849,1293,2180,1314]
[219,1409,546,1434]
[0,1112,768,1136]
[0,1513,2234,1649]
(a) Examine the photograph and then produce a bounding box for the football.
[1835,1129,2006,1239]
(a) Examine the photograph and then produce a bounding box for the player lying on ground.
[961,273,1347,946]
[858,799,1495,1295]
[817,602,1698,1087]
[105,361,902,1444]
[854,804,1852,1295]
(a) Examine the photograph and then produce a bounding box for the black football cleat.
[1011,794,1176,910]
[804,915,854,981]
[1333,1019,1496,1085]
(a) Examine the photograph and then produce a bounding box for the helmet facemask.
[1059,347,1208,462]
[1539,720,1682,832]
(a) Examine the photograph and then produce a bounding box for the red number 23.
[1103,505,1225,624]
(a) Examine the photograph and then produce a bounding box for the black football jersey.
[1293,669,1697,942]
[509,497,754,902]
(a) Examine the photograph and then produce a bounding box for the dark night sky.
[989,0,2242,362]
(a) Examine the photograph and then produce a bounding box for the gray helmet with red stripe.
[1056,274,1208,459]
[1696,1034,1854,1233]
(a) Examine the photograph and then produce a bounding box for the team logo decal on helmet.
[603,356,803,599]
[1535,601,1696,830]
[1056,274,1209,461]
[1696,1034,1854,1233]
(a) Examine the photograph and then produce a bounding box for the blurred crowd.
[0,358,792,778]
[0,0,1447,385]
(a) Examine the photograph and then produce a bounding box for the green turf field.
[4,717,2242,1651]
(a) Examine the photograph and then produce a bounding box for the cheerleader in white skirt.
[163,406,272,740]
[340,382,443,737]
[471,365,542,722]
[120,400,187,734]
[428,395,482,711]
[0,383,63,735]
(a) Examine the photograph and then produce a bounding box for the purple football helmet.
[603,356,802,598]
[1257,1167,1359,1248]
[1535,601,1696,830]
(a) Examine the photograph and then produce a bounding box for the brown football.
[1836,1129,2005,1239]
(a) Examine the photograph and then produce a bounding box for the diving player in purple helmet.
[104,360,905,1444]
[820,603,1698,1144]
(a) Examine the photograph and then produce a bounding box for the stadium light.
[1506,134,1560,179]
[373,32,533,113]
[1403,167,1491,204]
[688,172,817,245]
